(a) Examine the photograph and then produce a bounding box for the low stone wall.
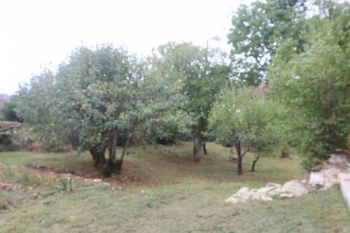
[226,158,349,205]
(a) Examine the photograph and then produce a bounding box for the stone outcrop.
[226,155,350,204]
[225,180,308,204]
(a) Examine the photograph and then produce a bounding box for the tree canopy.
[209,86,286,174]
[268,0,350,167]
[15,45,189,176]
[153,42,230,161]
[228,0,307,86]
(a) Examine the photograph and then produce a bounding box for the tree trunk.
[120,135,132,162]
[193,145,199,161]
[102,132,122,177]
[237,157,243,175]
[193,136,201,162]
[235,140,243,175]
[89,145,106,168]
[202,139,207,155]
[251,153,260,172]
[108,132,117,164]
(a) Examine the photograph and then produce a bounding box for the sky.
[0,0,245,95]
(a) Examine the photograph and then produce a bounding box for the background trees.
[153,42,230,161]
[15,45,189,176]
[228,0,307,86]
[269,0,350,168]
[8,0,350,176]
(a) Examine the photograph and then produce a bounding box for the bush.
[1,101,22,122]
[0,122,32,151]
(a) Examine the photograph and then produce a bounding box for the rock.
[225,196,239,204]
[260,195,273,201]
[319,167,342,190]
[280,193,294,199]
[257,186,276,194]
[282,179,308,196]
[237,187,250,194]
[338,173,350,209]
[323,168,342,180]
[252,193,262,200]
[239,191,254,202]
[266,182,281,188]
[323,178,339,190]
[239,195,250,202]
[267,187,282,198]
[338,173,350,181]
[308,172,324,188]
[328,154,349,166]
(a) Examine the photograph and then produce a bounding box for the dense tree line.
[11,0,350,175]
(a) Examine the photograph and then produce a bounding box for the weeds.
[57,177,72,192]
[3,163,15,178]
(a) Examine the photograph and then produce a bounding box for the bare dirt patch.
[25,161,154,188]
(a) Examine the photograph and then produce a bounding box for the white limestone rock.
[266,182,281,188]
[237,187,250,194]
[225,196,239,204]
[282,179,308,196]
[267,187,283,198]
[280,193,294,199]
[257,186,276,194]
[308,172,324,188]
[260,195,273,201]
[328,154,349,166]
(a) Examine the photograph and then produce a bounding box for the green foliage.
[0,122,24,152]
[269,1,350,165]
[228,0,307,86]
[209,86,287,173]
[14,44,190,174]
[0,100,22,122]
[153,42,230,159]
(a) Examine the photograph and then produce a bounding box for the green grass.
[0,142,350,232]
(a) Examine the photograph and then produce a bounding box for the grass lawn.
[0,142,350,233]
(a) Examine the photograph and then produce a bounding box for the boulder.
[308,172,324,188]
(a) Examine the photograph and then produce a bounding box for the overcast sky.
[0,0,246,95]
